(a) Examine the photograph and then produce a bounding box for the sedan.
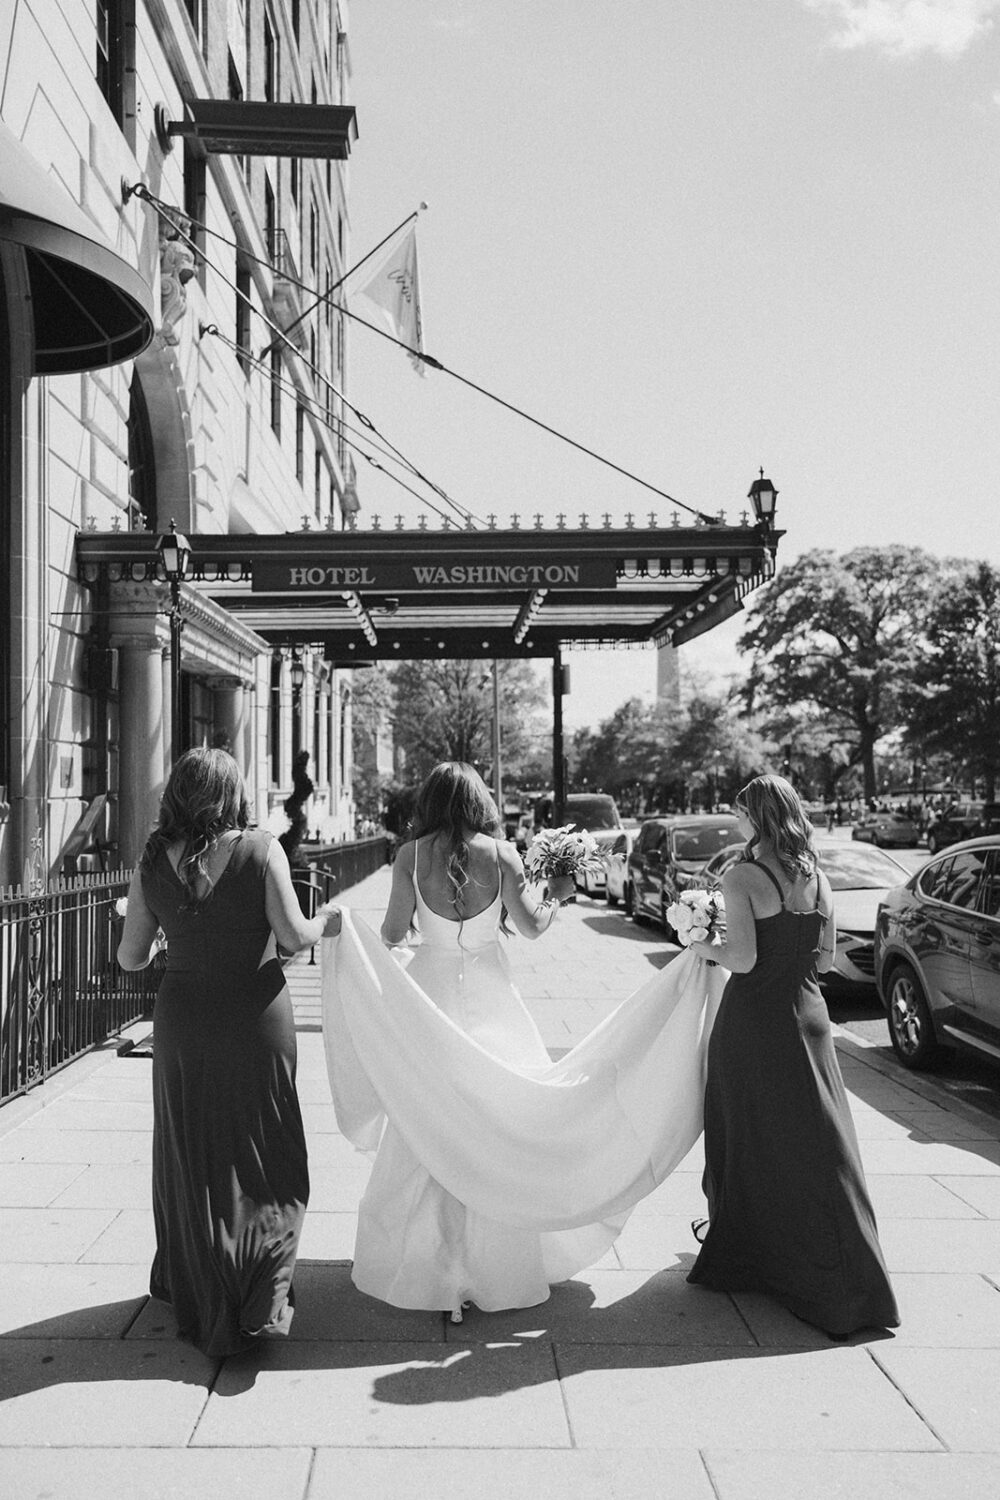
[702,842,911,991]
[852,809,921,849]
[875,835,1000,1070]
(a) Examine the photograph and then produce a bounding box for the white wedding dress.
[321,858,725,1313]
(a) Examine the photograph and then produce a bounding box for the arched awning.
[0,120,155,373]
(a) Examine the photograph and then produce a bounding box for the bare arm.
[380,840,418,946]
[264,838,341,952]
[498,843,575,939]
[816,870,837,973]
[117,866,163,971]
[690,864,758,973]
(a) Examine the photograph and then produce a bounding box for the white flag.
[353,224,425,375]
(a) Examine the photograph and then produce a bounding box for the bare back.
[415,832,501,922]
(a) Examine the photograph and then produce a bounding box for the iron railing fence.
[1,840,388,1105]
[0,871,160,1106]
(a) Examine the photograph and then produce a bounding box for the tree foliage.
[390,659,548,785]
[901,560,1000,799]
[738,546,935,800]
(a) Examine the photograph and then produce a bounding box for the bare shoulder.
[496,838,521,871]
[394,839,416,871]
[815,866,835,908]
[722,861,758,895]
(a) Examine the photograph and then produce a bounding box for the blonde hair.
[736,774,817,883]
[411,762,502,912]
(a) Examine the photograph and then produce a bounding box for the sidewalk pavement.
[3,865,1000,1498]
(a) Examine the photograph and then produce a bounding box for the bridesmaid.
[118,748,341,1356]
[686,774,899,1339]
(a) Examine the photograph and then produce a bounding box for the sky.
[343,0,1000,731]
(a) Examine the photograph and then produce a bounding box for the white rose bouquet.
[524,824,604,883]
[666,888,725,948]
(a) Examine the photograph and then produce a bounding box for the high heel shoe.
[449,1300,471,1325]
[691,1217,709,1244]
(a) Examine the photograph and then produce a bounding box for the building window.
[314,451,323,517]
[269,654,282,787]
[236,260,251,377]
[290,157,299,211]
[180,0,204,43]
[309,196,317,273]
[183,142,207,288]
[291,0,300,44]
[263,12,278,102]
[228,52,248,183]
[270,347,282,438]
[127,372,156,530]
[295,404,304,483]
[96,0,125,125]
[264,173,276,258]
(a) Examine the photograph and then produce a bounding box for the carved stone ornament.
[158,209,196,346]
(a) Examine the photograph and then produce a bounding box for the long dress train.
[687,863,899,1337]
[321,860,726,1313]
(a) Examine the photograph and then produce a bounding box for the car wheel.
[886,963,939,1070]
[927,833,940,854]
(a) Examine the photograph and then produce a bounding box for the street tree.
[902,560,1000,800]
[738,547,935,802]
[390,659,548,786]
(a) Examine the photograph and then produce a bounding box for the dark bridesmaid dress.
[142,828,309,1356]
[687,862,899,1338]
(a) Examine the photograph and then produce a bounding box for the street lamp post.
[747,469,778,531]
[156,520,192,766]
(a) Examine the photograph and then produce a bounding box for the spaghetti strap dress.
[141,829,309,1357]
[687,863,899,1338]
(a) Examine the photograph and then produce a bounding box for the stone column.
[118,637,166,866]
[213,677,246,765]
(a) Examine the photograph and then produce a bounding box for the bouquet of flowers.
[524,824,604,882]
[666,888,726,948]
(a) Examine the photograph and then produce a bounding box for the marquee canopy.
[76,516,780,662]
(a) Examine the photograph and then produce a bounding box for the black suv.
[626,814,742,934]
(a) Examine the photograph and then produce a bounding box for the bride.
[322,762,725,1321]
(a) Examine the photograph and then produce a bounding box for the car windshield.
[820,847,907,890]
[671,824,742,860]
[566,798,620,831]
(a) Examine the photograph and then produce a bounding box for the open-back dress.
[142,828,309,1356]
[687,862,899,1338]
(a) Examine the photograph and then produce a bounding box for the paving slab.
[556,1343,941,1450]
[0,1161,87,1206]
[872,1345,1000,1451]
[0,1448,313,1500]
[192,1340,571,1448]
[296,1211,358,1261]
[864,1172,986,1218]
[0,1128,153,1164]
[0,1263,149,1338]
[877,1216,1000,1273]
[20,1098,154,1132]
[77,1207,156,1264]
[48,1162,152,1208]
[0,1338,214,1445]
[0,1207,118,1262]
[446,1269,755,1347]
[307,1447,716,1499]
[703,1450,1000,1500]
[935,1174,1000,1216]
[735,1272,1000,1347]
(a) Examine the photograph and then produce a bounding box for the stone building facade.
[0,0,359,884]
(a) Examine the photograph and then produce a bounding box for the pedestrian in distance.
[686,774,899,1339]
[117,747,341,1356]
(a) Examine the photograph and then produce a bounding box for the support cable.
[125,183,717,525]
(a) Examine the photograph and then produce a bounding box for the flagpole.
[259,204,427,358]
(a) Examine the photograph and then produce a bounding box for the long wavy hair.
[736,774,818,883]
[141,748,250,911]
[410,761,503,914]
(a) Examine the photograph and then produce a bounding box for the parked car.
[562,793,623,897]
[875,835,1000,1069]
[604,827,637,906]
[626,814,742,932]
[852,808,921,848]
[702,842,911,991]
[926,801,1000,855]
